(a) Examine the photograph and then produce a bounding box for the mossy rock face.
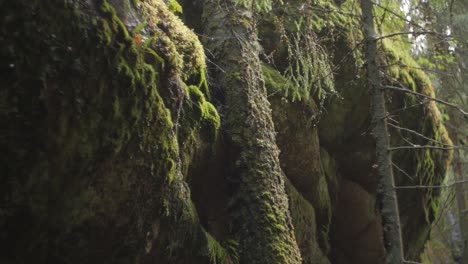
[320,147,341,212]
[285,179,331,264]
[258,0,336,103]
[270,94,332,223]
[330,180,384,264]
[0,0,455,262]
[264,64,332,229]
[333,133,378,194]
[311,2,452,260]
[0,0,223,263]
[179,84,220,178]
[381,40,453,259]
[318,33,368,148]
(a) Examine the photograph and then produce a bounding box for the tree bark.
[360,0,404,263]
[201,1,302,263]
[453,150,468,263]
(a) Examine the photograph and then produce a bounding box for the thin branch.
[371,1,426,31]
[387,116,465,148]
[394,179,468,190]
[388,101,428,115]
[389,145,468,151]
[403,260,422,264]
[392,162,415,180]
[388,123,448,145]
[387,119,432,148]
[375,31,442,41]
[383,85,468,117]
[380,62,456,77]
[304,5,359,17]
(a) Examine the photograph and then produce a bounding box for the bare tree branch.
[388,123,449,146]
[394,180,468,190]
[375,31,443,42]
[403,260,422,264]
[392,162,415,180]
[388,101,428,115]
[383,85,468,117]
[304,5,359,17]
[389,145,468,151]
[380,62,456,77]
[371,1,425,31]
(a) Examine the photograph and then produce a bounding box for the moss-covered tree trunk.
[360,0,404,263]
[201,1,302,263]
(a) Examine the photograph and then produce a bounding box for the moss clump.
[167,0,183,14]
[200,230,238,264]
[262,64,290,96]
[178,84,220,177]
[137,0,206,79]
[185,85,220,133]
[258,0,338,103]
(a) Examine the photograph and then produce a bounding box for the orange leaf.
[134,34,142,45]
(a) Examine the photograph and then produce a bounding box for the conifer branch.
[383,85,468,117]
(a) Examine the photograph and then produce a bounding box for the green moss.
[138,0,206,79]
[382,38,453,258]
[198,67,210,99]
[262,64,288,94]
[168,0,183,14]
[178,84,220,177]
[263,62,326,103]
[197,230,239,264]
[284,178,330,264]
[258,0,338,103]
[99,19,113,44]
[100,0,132,42]
[1,0,228,262]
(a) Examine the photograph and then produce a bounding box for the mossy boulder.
[331,180,385,264]
[285,178,331,264]
[264,64,332,227]
[0,0,224,263]
[0,0,455,263]
[382,39,453,259]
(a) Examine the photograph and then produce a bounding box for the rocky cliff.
[0,0,452,263]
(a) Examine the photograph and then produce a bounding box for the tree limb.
[375,31,443,41]
[383,85,468,117]
[394,180,468,190]
[388,123,452,146]
[388,145,468,151]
